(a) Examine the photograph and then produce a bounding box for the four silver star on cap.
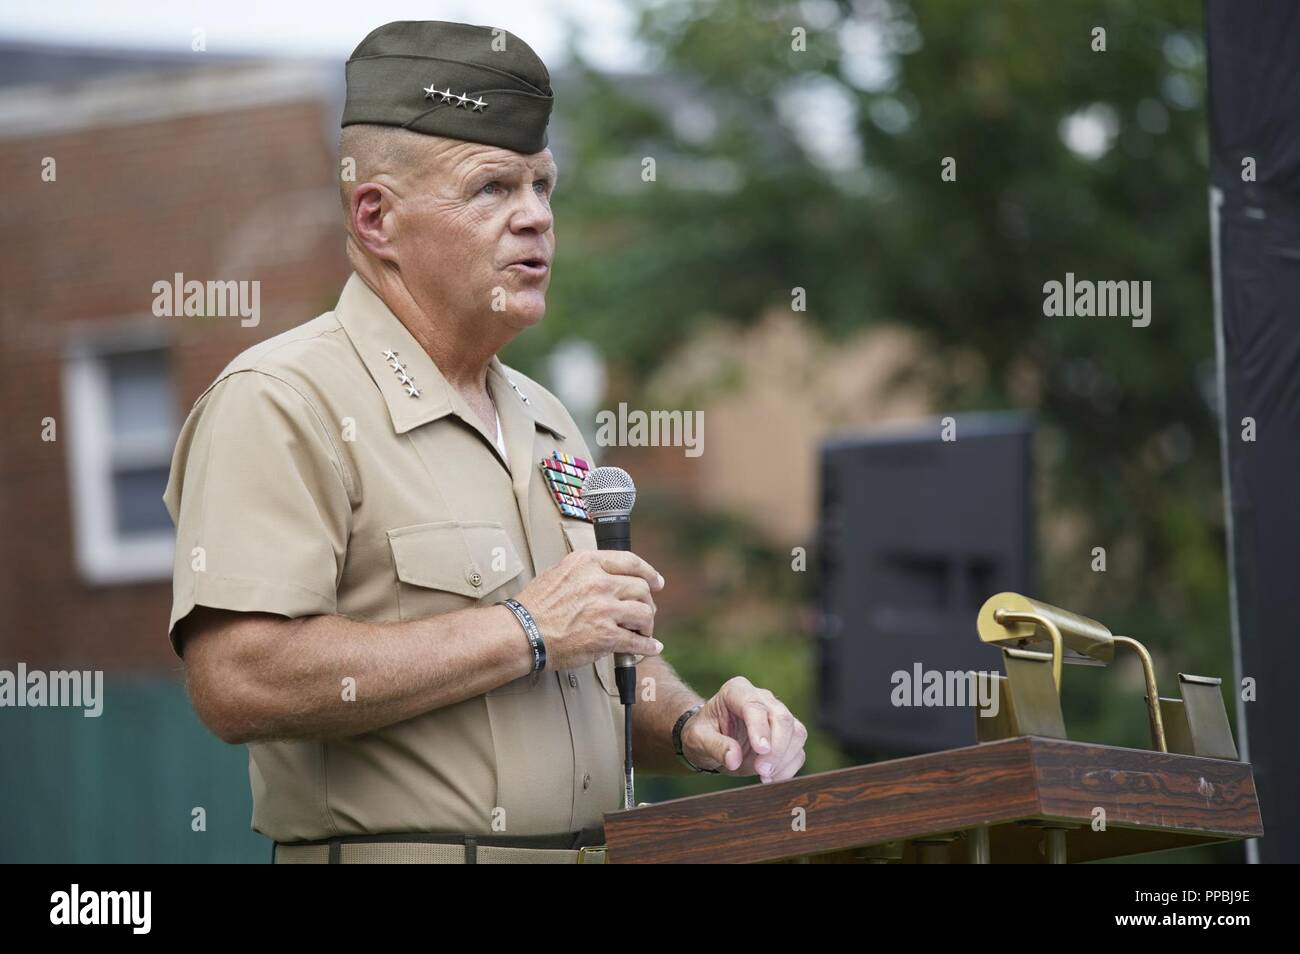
[423,83,488,111]
[383,350,420,398]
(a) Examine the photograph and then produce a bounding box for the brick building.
[0,51,348,673]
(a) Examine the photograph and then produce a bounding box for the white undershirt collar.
[493,406,508,459]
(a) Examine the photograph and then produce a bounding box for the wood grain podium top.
[603,736,1263,864]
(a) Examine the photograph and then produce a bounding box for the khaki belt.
[273,829,608,865]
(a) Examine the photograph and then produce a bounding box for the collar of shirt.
[333,273,569,461]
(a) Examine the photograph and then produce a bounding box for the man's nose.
[509,188,553,234]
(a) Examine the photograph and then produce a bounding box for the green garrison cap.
[343,20,554,154]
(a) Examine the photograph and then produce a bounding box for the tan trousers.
[273,836,607,864]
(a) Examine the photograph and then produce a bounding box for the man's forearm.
[187,604,533,744]
[629,655,706,774]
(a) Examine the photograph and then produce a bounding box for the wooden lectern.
[602,736,1263,863]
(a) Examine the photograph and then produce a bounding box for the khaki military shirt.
[163,273,624,842]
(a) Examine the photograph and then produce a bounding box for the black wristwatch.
[672,703,720,774]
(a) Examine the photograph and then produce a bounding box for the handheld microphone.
[581,465,639,809]
[581,465,638,699]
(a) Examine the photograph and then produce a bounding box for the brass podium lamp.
[975,593,1168,752]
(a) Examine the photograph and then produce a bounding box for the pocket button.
[467,567,483,588]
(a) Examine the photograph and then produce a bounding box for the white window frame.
[62,326,177,585]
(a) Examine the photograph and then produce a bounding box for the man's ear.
[350,182,399,263]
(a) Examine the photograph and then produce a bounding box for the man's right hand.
[511,550,665,671]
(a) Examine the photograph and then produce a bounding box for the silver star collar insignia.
[509,378,531,405]
[383,351,419,398]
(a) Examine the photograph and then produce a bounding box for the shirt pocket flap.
[388,520,524,598]
[561,521,598,553]
[594,654,621,696]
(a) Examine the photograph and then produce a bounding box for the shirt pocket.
[388,520,524,603]
[560,522,622,697]
[387,520,538,696]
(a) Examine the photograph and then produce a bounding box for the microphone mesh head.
[582,466,636,517]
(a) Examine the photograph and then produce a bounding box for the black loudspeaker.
[815,413,1035,758]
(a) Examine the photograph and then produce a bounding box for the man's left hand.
[680,677,807,783]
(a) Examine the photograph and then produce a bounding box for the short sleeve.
[163,370,352,657]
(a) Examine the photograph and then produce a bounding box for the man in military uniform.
[164,20,807,864]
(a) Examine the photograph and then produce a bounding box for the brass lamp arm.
[1113,635,1168,753]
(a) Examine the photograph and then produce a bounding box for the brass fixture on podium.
[1161,673,1239,760]
[974,592,1237,757]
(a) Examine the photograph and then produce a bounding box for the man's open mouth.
[508,259,549,273]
